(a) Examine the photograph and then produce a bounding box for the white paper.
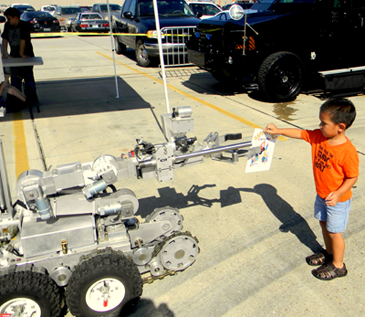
[245,128,278,173]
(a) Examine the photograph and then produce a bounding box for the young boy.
[265,98,359,280]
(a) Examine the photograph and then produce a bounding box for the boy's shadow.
[225,184,323,253]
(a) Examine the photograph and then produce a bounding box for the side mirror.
[195,11,203,18]
[0,16,5,23]
[124,11,133,19]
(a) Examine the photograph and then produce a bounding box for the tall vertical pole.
[152,0,170,114]
[107,0,120,98]
[0,140,13,215]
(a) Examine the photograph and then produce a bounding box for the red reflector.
[80,24,88,27]
[102,23,109,27]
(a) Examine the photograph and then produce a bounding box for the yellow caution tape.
[31,32,193,38]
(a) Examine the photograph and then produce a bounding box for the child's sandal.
[306,250,333,266]
[312,262,348,281]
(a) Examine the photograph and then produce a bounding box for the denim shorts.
[314,195,352,233]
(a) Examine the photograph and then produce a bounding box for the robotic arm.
[14,107,256,220]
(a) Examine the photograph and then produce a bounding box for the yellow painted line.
[12,112,29,177]
[97,51,287,141]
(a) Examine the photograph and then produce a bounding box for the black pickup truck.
[187,0,365,101]
[112,0,200,67]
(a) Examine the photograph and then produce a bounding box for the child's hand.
[325,192,340,206]
[264,124,279,134]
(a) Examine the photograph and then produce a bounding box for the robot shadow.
[122,298,174,317]
[138,183,322,253]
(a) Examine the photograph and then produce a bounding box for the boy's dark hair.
[320,98,356,129]
[4,7,20,19]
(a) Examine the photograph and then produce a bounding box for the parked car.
[53,5,82,31]
[221,1,252,10]
[40,5,56,14]
[91,3,121,19]
[186,1,222,19]
[70,12,109,33]
[21,10,60,33]
[0,4,8,13]
[79,5,92,12]
[11,3,35,14]
[112,0,200,67]
[187,0,365,102]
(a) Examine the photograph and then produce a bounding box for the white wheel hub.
[0,298,41,317]
[85,278,126,312]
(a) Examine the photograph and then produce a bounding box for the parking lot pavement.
[2,35,365,316]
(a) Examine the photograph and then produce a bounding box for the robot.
[0,106,256,317]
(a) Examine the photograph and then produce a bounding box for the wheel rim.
[160,235,199,271]
[85,278,126,312]
[268,61,301,99]
[0,298,41,317]
[138,45,148,62]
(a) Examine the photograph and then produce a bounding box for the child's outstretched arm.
[265,124,302,139]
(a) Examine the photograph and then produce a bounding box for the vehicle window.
[15,5,35,11]
[29,11,52,18]
[129,0,137,15]
[206,5,220,15]
[100,4,121,11]
[190,3,202,14]
[81,14,103,19]
[138,2,153,16]
[61,7,82,14]
[43,6,55,11]
[137,0,193,16]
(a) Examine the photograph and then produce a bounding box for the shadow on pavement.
[238,184,323,253]
[183,72,280,102]
[36,76,151,118]
[183,72,248,97]
[1,76,153,121]
[122,298,174,317]
[137,183,322,253]
[137,184,219,217]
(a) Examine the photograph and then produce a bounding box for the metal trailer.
[0,106,256,317]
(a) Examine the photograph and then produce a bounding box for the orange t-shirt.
[301,129,359,202]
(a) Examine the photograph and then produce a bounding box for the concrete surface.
[1,35,365,317]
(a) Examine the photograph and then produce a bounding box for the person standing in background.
[1,7,38,109]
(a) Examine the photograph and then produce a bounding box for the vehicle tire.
[0,264,63,317]
[135,40,152,67]
[66,248,143,317]
[114,36,126,55]
[257,51,304,102]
